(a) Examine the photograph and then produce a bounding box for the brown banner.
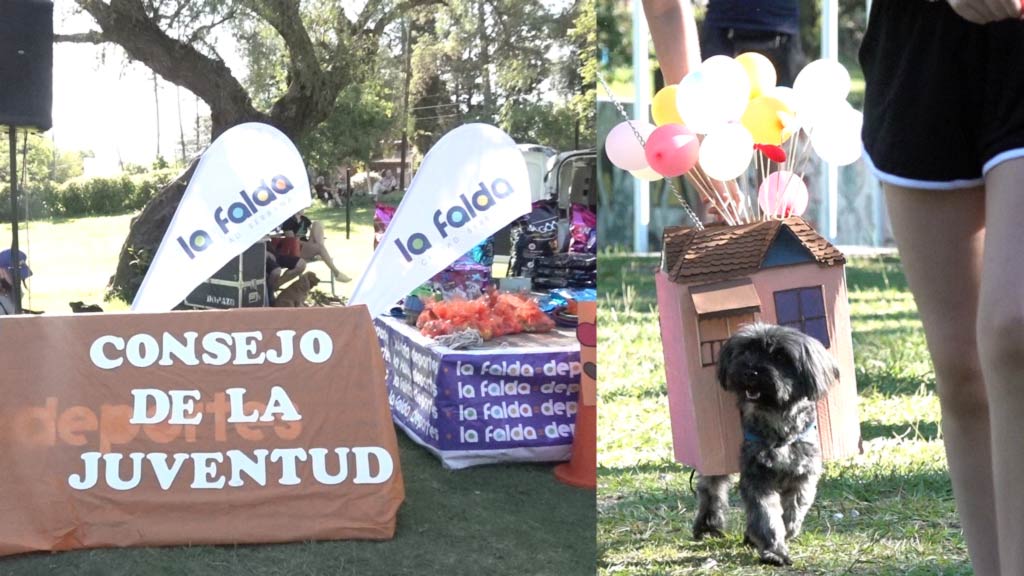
[0,305,404,556]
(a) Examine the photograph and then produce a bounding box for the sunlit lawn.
[0,195,389,313]
[598,253,970,575]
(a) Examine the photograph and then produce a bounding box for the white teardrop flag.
[132,122,311,312]
[350,123,531,319]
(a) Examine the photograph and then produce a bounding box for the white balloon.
[699,123,755,181]
[811,102,864,166]
[676,56,751,134]
[629,166,664,182]
[794,59,851,104]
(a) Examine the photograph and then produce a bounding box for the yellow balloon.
[651,85,684,126]
[741,96,793,145]
[736,52,777,99]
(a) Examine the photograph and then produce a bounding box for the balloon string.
[687,171,736,227]
[793,127,816,179]
[787,131,800,173]
[695,165,743,226]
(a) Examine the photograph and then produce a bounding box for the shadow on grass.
[1,432,597,576]
[851,323,923,341]
[855,371,934,397]
[600,463,964,574]
[601,383,668,402]
[860,419,940,442]
[845,255,909,292]
[852,309,921,325]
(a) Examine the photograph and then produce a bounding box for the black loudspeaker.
[0,0,53,131]
[184,244,268,310]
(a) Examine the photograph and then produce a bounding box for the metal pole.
[632,0,651,252]
[821,0,840,242]
[399,19,412,193]
[8,126,22,313]
[345,168,351,240]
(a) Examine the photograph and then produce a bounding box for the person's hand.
[946,0,1021,24]
[700,179,747,225]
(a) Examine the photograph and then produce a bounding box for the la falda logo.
[394,178,514,262]
[177,175,294,259]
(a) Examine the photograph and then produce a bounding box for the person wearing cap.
[0,249,31,315]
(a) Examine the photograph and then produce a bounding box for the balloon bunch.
[605,53,863,225]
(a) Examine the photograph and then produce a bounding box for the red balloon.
[644,124,700,177]
[755,143,787,164]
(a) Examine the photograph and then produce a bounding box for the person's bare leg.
[885,183,998,576]
[278,259,305,287]
[976,157,1024,576]
[268,268,283,291]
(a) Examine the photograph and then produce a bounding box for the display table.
[374,316,582,469]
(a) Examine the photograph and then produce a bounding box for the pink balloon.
[758,171,808,217]
[605,120,656,171]
[644,124,700,177]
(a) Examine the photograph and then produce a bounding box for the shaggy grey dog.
[692,323,839,566]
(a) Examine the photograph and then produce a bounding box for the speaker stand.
[7,125,22,314]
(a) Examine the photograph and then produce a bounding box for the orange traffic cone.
[554,400,596,489]
[555,301,597,489]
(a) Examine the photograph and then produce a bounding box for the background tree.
[58,0,434,303]
[407,0,585,154]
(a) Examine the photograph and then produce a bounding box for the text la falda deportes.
[55,328,395,490]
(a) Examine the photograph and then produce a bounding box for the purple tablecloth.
[374,316,581,469]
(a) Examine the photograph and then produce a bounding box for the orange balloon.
[741,96,792,145]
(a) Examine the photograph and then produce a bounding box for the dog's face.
[716,323,838,409]
[300,272,320,289]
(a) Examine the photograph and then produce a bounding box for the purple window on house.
[773,286,830,348]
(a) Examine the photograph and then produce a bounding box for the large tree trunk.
[77,1,344,304]
[106,160,198,305]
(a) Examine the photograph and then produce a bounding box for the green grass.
[598,252,970,575]
[0,195,393,313]
[0,195,596,575]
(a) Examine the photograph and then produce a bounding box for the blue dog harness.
[743,419,819,447]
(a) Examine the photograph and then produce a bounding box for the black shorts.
[860,0,1024,189]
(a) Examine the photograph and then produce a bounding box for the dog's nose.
[743,368,760,380]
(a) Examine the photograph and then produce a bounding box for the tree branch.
[185,11,236,45]
[75,0,262,136]
[54,31,106,44]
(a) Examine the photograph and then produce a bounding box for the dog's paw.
[758,547,792,566]
[692,525,725,540]
[692,515,726,540]
[785,523,802,540]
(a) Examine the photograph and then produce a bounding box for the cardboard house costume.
[655,217,861,476]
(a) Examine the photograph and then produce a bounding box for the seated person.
[313,176,337,206]
[0,249,31,315]
[0,271,15,315]
[280,210,351,282]
[372,169,398,197]
[264,239,307,306]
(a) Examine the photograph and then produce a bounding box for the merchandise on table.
[416,290,555,340]
[424,261,492,300]
[509,200,559,277]
[423,236,495,298]
[568,203,597,254]
[531,252,597,290]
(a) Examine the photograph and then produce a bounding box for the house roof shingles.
[662,217,846,285]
